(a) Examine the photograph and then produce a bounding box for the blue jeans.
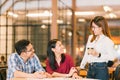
[87,62,109,80]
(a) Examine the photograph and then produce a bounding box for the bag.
[114,64,120,80]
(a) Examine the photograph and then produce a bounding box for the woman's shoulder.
[87,35,93,42]
[64,54,74,64]
[89,35,93,38]
[64,53,73,59]
[104,35,113,42]
[103,35,114,45]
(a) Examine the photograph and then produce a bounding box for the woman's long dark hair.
[89,16,112,42]
[47,39,65,70]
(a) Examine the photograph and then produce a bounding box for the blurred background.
[0,0,120,67]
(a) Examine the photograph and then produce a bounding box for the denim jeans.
[87,62,109,80]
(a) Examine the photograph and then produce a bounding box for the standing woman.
[80,16,118,80]
[46,39,81,78]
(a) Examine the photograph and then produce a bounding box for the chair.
[108,67,115,80]
[0,69,6,80]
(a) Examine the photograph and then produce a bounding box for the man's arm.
[14,70,33,78]
[14,70,46,78]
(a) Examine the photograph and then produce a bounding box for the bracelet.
[98,53,101,58]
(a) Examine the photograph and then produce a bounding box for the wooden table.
[10,77,98,80]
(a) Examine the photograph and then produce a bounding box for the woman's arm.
[14,70,47,78]
[72,72,82,79]
[52,72,70,77]
[51,67,77,77]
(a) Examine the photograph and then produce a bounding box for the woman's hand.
[68,67,77,77]
[72,72,82,79]
[45,72,52,78]
[88,48,99,57]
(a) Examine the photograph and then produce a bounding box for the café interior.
[0,0,120,80]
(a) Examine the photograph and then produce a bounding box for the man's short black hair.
[15,39,30,55]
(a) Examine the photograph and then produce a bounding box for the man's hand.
[32,71,46,78]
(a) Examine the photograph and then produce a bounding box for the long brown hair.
[47,39,65,70]
[89,16,111,42]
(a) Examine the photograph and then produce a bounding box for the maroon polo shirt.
[46,54,75,74]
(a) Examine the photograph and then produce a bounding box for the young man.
[7,39,51,80]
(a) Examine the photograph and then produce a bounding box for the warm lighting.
[62,29,66,34]
[103,6,112,12]
[67,21,70,24]
[105,13,117,18]
[80,46,84,52]
[103,6,117,18]
[26,11,52,17]
[64,48,66,53]
[114,45,120,59]
[42,20,63,24]
[109,13,117,18]
[76,47,79,55]
[42,20,52,23]
[67,11,72,15]
[67,11,95,16]
[78,19,86,22]
[57,20,64,24]
[68,32,72,37]
[75,11,95,15]
[41,25,47,29]
[8,12,18,18]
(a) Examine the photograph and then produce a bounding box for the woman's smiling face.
[91,22,103,36]
[53,41,64,55]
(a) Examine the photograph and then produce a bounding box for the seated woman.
[46,39,81,78]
